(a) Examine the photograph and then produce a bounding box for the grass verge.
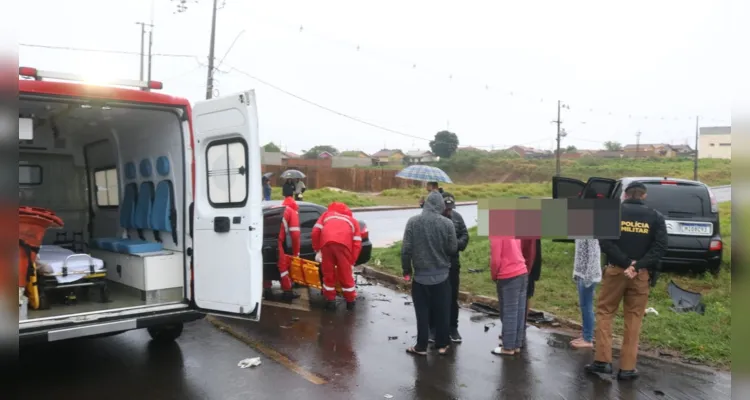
[370,201,732,368]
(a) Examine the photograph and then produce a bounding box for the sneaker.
[584,361,613,375]
[346,301,356,311]
[449,329,463,343]
[617,369,639,381]
[282,291,300,301]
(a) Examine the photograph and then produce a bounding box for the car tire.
[147,323,184,343]
[707,262,722,276]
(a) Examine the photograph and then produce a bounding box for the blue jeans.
[576,277,597,342]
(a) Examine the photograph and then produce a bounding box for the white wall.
[698,133,731,159]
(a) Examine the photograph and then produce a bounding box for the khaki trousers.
[594,266,650,371]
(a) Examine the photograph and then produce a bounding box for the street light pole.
[693,116,700,181]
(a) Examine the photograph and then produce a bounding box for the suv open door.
[552,176,617,199]
[191,91,263,320]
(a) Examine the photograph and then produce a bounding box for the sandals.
[491,346,517,356]
[406,347,427,356]
[570,339,594,349]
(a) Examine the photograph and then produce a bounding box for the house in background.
[371,149,405,166]
[317,151,334,159]
[281,151,300,161]
[508,145,552,159]
[403,150,438,165]
[699,126,731,159]
[340,150,370,158]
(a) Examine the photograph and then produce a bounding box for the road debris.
[384,395,394,399]
[404,301,412,305]
[388,336,398,340]
[484,322,496,332]
[645,307,659,316]
[237,357,262,368]
[468,268,484,274]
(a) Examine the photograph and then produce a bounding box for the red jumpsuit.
[264,197,301,291]
[312,202,362,303]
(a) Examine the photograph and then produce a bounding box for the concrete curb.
[351,201,478,213]
[360,266,720,372]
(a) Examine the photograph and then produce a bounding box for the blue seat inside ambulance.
[151,156,174,234]
[90,162,137,250]
[92,159,164,254]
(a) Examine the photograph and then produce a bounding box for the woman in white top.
[571,238,602,349]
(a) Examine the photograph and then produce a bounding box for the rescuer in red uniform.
[264,196,301,301]
[312,202,362,311]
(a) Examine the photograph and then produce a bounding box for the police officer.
[585,181,667,380]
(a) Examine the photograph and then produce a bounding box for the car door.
[191,90,263,320]
[262,209,283,279]
[552,176,586,199]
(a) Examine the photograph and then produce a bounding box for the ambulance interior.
[19,95,189,323]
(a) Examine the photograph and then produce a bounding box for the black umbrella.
[280,169,306,179]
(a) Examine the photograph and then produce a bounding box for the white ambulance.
[18,67,263,345]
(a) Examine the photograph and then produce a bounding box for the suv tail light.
[359,221,369,240]
[708,189,718,213]
[710,239,722,251]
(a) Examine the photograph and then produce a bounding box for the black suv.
[553,176,723,274]
[261,201,372,280]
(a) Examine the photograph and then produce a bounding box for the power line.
[226,65,431,142]
[19,43,201,59]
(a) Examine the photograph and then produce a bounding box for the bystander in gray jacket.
[401,191,458,285]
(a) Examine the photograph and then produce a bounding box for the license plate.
[681,224,711,235]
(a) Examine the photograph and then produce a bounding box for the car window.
[263,212,282,238]
[299,210,322,233]
[641,183,709,217]
[555,178,585,198]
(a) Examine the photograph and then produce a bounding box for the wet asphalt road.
[358,186,731,248]
[22,284,729,399]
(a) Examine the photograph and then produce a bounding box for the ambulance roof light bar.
[19,67,163,91]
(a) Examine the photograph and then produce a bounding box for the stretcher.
[34,247,109,309]
[287,256,344,295]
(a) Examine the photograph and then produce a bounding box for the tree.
[263,142,281,152]
[565,145,577,153]
[603,141,623,151]
[303,145,340,159]
[429,131,459,158]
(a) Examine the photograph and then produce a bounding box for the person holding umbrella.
[280,169,306,199]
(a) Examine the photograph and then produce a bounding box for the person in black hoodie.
[282,178,295,198]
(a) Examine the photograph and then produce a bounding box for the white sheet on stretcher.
[36,245,105,284]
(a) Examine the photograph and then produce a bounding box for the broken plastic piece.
[238,357,262,368]
[667,280,706,315]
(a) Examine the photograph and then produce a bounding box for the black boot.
[282,291,300,301]
[584,361,613,375]
[617,369,639,381]
[324,300,337,311]
[450,328,463,343]
[263,288,274,300]
[345,301,356,311]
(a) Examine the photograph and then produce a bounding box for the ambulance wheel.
[148,324,184,343]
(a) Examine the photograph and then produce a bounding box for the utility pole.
[205,0,219,99]
[174,0,221,99]
[147,25,154,82]
[552,100,569,176]
[693,116,700,181]
[635,131,642,157]
[136,22,154,86]
[136,22,147,80]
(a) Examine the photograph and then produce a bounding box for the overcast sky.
[20,0,732,154]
